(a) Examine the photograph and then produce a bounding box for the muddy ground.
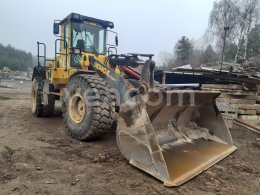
[0,85,259,195]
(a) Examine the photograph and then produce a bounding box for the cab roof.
[59,13,114,29]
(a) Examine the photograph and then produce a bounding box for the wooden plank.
[237,104,260,110]
[225,91,256,95]
[202,88,242,93]
[217,97,231,101]
[217,98,256,104]
[234,119,260,134]
[219,94,258,100]
[229,99,256,104]
[238,109,257,115]
[202,84,243,90]
[238,115,259,121]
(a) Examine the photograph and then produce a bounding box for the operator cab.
[52,13,116,68]
[57,13,114,54]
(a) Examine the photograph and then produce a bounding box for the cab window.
[64,23,69,49]
[72,22,106,54]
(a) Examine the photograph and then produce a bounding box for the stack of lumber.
[202,84,260,129]
[202,84,255,95]
[243,62,260,78]
[218,94,260,121]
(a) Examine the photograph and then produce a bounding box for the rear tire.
[31,77,55,117]
[62,75,116,140]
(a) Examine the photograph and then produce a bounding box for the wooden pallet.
[216,101,238,119]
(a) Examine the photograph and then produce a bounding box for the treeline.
[0,43,33,71]
[160,0,260,69]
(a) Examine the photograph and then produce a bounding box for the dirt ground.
[0,85,259,195]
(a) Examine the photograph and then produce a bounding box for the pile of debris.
[201,62,244,73]
[202,84,260,131]
[242,57,260,78]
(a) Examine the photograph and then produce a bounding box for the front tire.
[62,75,116,140]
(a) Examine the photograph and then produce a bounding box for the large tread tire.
[62,75,116,141]
[44,84,55,116]
[31,77,43,117]
[31,77,55,117]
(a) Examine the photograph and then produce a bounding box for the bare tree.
[208,0,260,62]
[159,0,260,69]
[236,0,260,60]
[158,52,175,70]
[209,0,241,45]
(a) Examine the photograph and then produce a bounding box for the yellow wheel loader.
[31,13,236,186]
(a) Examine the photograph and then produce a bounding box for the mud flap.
[116,90,237,186]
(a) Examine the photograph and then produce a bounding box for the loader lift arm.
[88,54,156,105]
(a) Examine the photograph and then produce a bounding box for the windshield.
[72,22,106,55]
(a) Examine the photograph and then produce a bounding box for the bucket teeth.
[116,90,237,186]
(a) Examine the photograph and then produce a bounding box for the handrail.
[55,39,68,71]
[37,42,47,67]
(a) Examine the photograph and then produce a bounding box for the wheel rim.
[68,93,86,124]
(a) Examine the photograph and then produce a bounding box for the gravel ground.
[0,85,259,195]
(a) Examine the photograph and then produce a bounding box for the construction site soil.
[0,85,259,195]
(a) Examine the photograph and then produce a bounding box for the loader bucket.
[117,90,237,187]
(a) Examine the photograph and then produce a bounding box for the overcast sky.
[0,0,215,62]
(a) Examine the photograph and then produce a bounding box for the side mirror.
[53,22,60,35]
[115,36,119,46]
